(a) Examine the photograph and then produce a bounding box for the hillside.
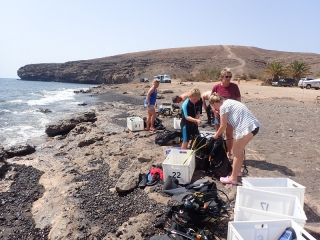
[17,45,320,84]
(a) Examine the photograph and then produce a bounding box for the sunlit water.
[0,78,99,147]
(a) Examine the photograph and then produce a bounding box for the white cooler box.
[228,219,316,240]
[242,177,305,207]
[162,149,195,185]
[173,118,181,129]
[234,187,307,227]
[127,117,144,131]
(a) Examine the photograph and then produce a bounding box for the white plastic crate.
[242,177,306,207]
[127,117,144,131]
[228,219,316,240]
[162,149,195,185]
[234,187,307,227]
[173,118,181,129]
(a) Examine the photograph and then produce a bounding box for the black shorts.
[252,127,259,136]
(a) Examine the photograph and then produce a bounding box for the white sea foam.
[1,125,45,147]
[0,109,12,113]
[27,89,76,106]
[8,99,23,104]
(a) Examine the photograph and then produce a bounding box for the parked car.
[303,78,320,89]
[271,80,279,86]
[276,78,295,87]
[298,78,314,88]
[139,78,149,83]
[154,75,171,83]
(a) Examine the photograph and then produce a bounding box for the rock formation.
[17,46,320,84]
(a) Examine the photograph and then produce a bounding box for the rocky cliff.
[17,45,320,84]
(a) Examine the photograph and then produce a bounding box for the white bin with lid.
[242,177,306,207]
[227,219,315,240]
[162,149,195,185]
[234,187,307,227]
[127,117,144,131]
[173,118,181,129]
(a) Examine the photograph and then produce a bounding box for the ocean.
[0,78,99,148]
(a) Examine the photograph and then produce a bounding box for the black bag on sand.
[208,138,232,179]
[190,135,212,172]
[143,117,166,130]
[191,135,232,179]
[155,130,182,146]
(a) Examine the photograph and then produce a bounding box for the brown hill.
[17,45,320,84]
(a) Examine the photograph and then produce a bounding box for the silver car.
[298,78,313,88]
[303,78,320,89]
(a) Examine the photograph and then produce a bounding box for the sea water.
[0,78,99,148]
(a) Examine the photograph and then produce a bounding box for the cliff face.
[17,45,320,84]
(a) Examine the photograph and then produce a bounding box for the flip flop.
[150,128,157,131]
[145,128,150,131]
[220,176,238,185]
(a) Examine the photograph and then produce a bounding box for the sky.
[1,0,320,78]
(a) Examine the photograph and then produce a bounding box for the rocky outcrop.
[45,111,97,137]
[16,46,320,84]
[0,145,7,162]
[0,162,6,176]
[4,144,36,158]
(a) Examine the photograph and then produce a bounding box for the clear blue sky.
[1,0,320,78]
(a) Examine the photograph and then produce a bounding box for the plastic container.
[199,131,215,138]
[162,149,195,185]
[165,147,182,154]
[173,118,181,129]
[127,117,144,131]
[227,219,316,240]
[242,177,306,207]
[234,187,307,227]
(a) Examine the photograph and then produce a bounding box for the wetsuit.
[180,99,199,142]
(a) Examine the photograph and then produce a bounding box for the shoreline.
[1,81,320,239]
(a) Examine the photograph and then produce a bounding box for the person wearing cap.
[144,78,160,131]
[180,88,202,149]
[211,67,241,159]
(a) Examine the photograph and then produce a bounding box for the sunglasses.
[224,76,232,79]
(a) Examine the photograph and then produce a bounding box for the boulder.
[78,136,103,147]
[45,111,97,137]
[115,168,140,192]
[0,162,7,176]
[0,145,7,162]
[158,89,174,94]
[38,108,52,113]
[5,144,35,158]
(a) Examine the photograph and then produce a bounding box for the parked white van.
[298,77,313,88]
[303,78,320,89]
[154,75,171,83]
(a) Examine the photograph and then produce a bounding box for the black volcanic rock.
[45,111,97,137]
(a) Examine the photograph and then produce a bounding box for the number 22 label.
[172,172,181,178]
